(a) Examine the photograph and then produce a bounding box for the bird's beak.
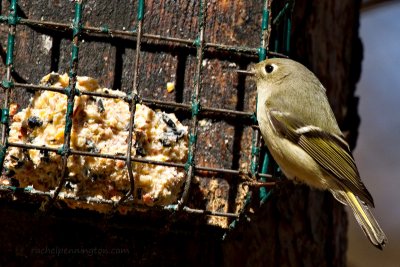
[234,69,255,76]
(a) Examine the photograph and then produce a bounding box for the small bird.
[254,58,387,249]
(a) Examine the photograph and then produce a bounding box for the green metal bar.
[259,152,273,204]
[258,0,295,204]
[224,0,274,234]
[0,0,18,173]
[6,2,19,25]
[1,80,13,89]
[274,38,279,53]
[7,140,272,179]
[165,204,239,218]
[11,81,256,120]
[252,0,271,178]
[258,47,266,62]
[72,2,82,37]
[0,15,290,60]
[178,0,206,209]
[273,1,294,55]
[43,0,83,210]
[259,0,271,61]
[0,109,9,125]
[100,25,109,33]
[250,131,261,175]
[285,15,292,54]
[223,191,252,240]
[261,5,269,31]
[273,2,289,25]
[6,33,15,66]
[255,0,274,206]
[0,184,239,219]
[137,0,145,21]
[115,0,145,207]
[0,144,7,166]
[5,0,17,66]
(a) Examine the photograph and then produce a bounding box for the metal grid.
[0,0,293,222]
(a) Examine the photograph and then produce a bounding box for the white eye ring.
[264,63,278,74]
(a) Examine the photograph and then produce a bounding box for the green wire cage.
[0,0,294,232]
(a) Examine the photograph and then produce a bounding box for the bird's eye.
[265,64,274,73]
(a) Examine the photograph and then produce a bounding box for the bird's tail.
[331,190,387,249]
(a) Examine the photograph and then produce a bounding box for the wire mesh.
[0,0,294,224]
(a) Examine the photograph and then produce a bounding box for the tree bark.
[0,0,362,266]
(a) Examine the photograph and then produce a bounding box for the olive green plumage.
[254,58,387,249]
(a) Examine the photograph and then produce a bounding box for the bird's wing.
[268,110,374,207]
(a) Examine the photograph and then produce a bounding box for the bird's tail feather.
[332,190,387,249]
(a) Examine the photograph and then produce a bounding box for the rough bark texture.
[0,0,361,266]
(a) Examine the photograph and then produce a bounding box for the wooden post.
[0,1,362,266]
